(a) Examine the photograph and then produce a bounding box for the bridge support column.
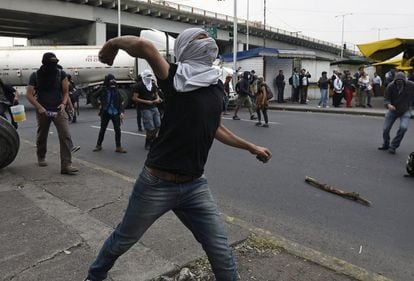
[87,22,106,45]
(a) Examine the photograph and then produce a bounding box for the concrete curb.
[222,214,393,281]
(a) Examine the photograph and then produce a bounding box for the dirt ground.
[153,234,356,281]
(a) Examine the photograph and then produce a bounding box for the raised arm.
[215,123,272,163]
[99,36,170,80]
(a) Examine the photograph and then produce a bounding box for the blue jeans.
[382,110,411,149]
[87,168,237,281]
[141,107,161,131]
[318,88,328,107]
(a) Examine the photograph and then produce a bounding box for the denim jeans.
[87,168,237,281]
[318,88,328,107]
[141,107,161,131]
[382,110,411,149]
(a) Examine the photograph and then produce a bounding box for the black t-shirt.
[145,63,223,177]
[29,69,66,111]
[133,82,157,110]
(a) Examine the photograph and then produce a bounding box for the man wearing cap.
[26,52,78,175]
[378,72,414,154]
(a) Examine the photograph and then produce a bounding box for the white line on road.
[91,125,146,137]
[221,117,280,125]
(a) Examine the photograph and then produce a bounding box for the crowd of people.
[1,25,413,280]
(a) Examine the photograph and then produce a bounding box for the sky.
[1,0,413,50]
[170,0,414,52]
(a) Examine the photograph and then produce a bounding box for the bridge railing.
[132,0,358,54]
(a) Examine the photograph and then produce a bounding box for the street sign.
[204,26,217,39]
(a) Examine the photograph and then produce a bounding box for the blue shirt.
[105,87,119,116]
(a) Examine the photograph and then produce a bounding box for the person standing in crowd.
[255,76,270,128]
[343,71,355,108]
[223,74,232,115]
[372,72,382,97]
[332,71,343,107]
[299,68,311,104]
[26,52,78,175]
[274,70,285,103]
[132,69,162,150]
[353,66,365,107]
[384,68,396,87]
[233,71,257,120]
[0,78,19,129]
[358,71,372,107]
[378,72,414,154]
[67,74,80,123]
[92,74,127,153]
[249,72,259,108]
[132,74,144,132]
[290,68,300,103]
[84,27,272,281]
[317,71,329,108]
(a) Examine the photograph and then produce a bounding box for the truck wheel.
[0,116,20,169]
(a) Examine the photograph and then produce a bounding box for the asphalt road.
[16,102,414,281]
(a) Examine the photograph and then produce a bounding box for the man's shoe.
[250,115,257,120]
[71,145,80,154]
[115,147,127,153]
[61,166,79,175]
[232,115,240,120]
[378,145,389,151]
[255,122,262,126]
[367,104,372,108]
[262,123,269,128]
[93,145,102,152]
[388,147,396,154]
[38,159,48,167]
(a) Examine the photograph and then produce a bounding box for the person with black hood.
[232,71,257,120]
[378,72,414,154]
[26,52,78,175]
[84,28,271,281]
[92,74,127,153]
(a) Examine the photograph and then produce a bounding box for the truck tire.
[0,116,20,169]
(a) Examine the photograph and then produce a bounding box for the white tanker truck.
[0,29,175,108]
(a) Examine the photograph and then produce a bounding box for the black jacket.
[384,80,414,115]
[95,86,125,115]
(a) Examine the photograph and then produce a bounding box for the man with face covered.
[378,72,414,154]
[84,28,272,281]
[26,52,78,175]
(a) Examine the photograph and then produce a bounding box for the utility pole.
[117,0,121,37]
[233,0,237,86]
[335,13,352,58]
[263,0,266,47]
[246,0,249,50]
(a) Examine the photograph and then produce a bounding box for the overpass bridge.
[0,0,359,61]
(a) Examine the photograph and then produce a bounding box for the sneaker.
[262,123,269,128]
[388,147,396,154]
[61,166,79,175]
[326,106,329,108]
[367,104,372,108]
[93,145,102,152]
[250,115,257,120]
[71,145,80,154]
[115,147,127,153]
[255,122,262,126]
[232,116,240,120]
[38,158,48,167]
[317,105,321,108]
[378,145,389,151]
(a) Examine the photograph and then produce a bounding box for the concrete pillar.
[87,22,106,45]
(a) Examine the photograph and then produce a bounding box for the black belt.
[145,166,197,184]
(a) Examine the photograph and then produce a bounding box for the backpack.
[288,76,293,85]
[262,84,273,100]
